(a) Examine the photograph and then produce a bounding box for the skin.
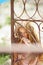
[18,27,28,38]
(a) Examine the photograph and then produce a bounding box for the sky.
[0,0,9,4]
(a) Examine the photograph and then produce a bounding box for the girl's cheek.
[23,33,27,38]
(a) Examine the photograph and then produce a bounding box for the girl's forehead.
[19,27,26,32]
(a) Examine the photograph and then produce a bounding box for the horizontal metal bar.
[14,19,43,22]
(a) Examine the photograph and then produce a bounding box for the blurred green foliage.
[0,54,10,65]
[0,25,2,29]
[5,16,11,25]
[0,16,11,29]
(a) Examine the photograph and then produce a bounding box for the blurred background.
[0,0,11,65]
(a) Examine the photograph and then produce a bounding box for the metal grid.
[11,0,43,43]
[11,0,43,65]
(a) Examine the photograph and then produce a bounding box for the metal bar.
[14,19,43,22]
[11,0,14,43]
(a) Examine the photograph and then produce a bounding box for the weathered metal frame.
[11,0,43,43]
[11,0,43,65]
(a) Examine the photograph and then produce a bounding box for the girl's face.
[19,27,28,38]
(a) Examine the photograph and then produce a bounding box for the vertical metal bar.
[11,0,14,65]
[11,0,14,43]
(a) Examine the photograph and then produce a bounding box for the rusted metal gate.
[11,0,43,65]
